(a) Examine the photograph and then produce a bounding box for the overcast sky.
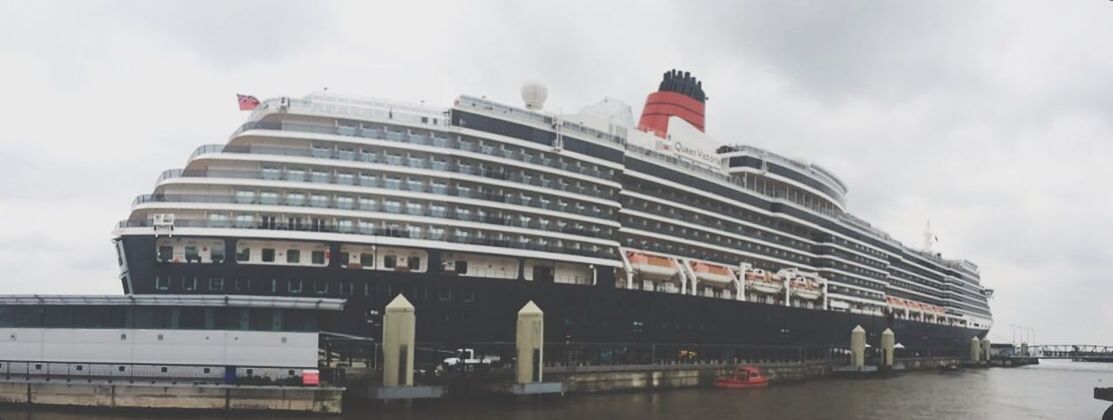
[1,1,1109,345]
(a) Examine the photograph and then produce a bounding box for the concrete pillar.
[881,328,895,367]
[383,294,415,387]
[516,301,544,384]
[970,337,982,363]
[982,337,992,362]
[851,325,866,369]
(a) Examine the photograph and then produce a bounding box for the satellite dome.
[521,81,548,110]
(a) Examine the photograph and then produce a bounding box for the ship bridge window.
[236,247,250,262]
[384,255,397,269]
[312,250,327,265]
[287,249,301,263]
[262,248,276,262]
[407,256,421,270]
[360,253,374,268]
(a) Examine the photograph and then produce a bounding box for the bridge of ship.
[1025,345,1113,360]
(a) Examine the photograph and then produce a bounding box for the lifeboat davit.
[690,261,733,285]
[627,252,679,279]
[745,270,784,294]
[714,366,770,389]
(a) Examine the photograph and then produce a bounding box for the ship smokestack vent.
[638,69,708,136]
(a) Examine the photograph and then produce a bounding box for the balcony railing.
[132,193,614,241]
[151,168,616,223]
[229,120,617,181]
[189,142,617,199]
[115,217,615,260]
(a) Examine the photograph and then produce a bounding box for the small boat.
[627,252,680,279]
[714,365,770,389]
[690,261,734,285]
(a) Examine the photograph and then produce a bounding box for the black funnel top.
[658,69,706,103]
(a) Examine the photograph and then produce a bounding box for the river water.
[2,360,1110,420]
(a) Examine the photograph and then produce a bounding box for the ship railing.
[144,169,618,226]
[184,142,618,198]
[720,144,849,194]
[198,124,620,184]
[0,360,336,387]
[129,193,615,241]
[455,95,627,147]
[114,218,617,260]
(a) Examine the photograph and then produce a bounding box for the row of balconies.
[133,193,615,239]
[119,216,617,260]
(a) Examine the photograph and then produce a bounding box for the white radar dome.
[521,81,548,110]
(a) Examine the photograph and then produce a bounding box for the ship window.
[384,255,397,269]
[315,279,328,295]
[155,276,169,291]
[182,277,197,291]
[211,245,225,263]
[407,256,421,270]
[178,307,205,329]
[312,250,326,265]
[157,246,173,262]
[270,279,278,293]
[360,253,374,268]
[209,277,224,291]
[237,247,250,262]
[455,260,468,274]
[183,246,200,262]
[286,249,300,263]
[234,277,249,292]
[288,279,303,294]
[262,248,275,262]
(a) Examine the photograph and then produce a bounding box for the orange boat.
[714,365,770,389]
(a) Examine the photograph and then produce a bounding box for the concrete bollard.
[970,337,982,363]
[881,328,895,368]
[982,337,992,362]
[383,294,416,387]
[851,325,866,369]
[516,301,544,384]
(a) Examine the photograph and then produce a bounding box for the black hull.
[118,235,985,348]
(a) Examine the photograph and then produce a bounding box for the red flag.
[237,94,260,111]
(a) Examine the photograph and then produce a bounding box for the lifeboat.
[714,366,770,389]
[627,252,679,279]
[745,269,784,294]
[690,261,733,285]
[790,278,823,300]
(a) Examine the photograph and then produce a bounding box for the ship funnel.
[637,69,707,137]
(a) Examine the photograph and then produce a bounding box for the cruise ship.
[112,70,993,348]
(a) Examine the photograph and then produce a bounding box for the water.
[2,360,1111,420]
